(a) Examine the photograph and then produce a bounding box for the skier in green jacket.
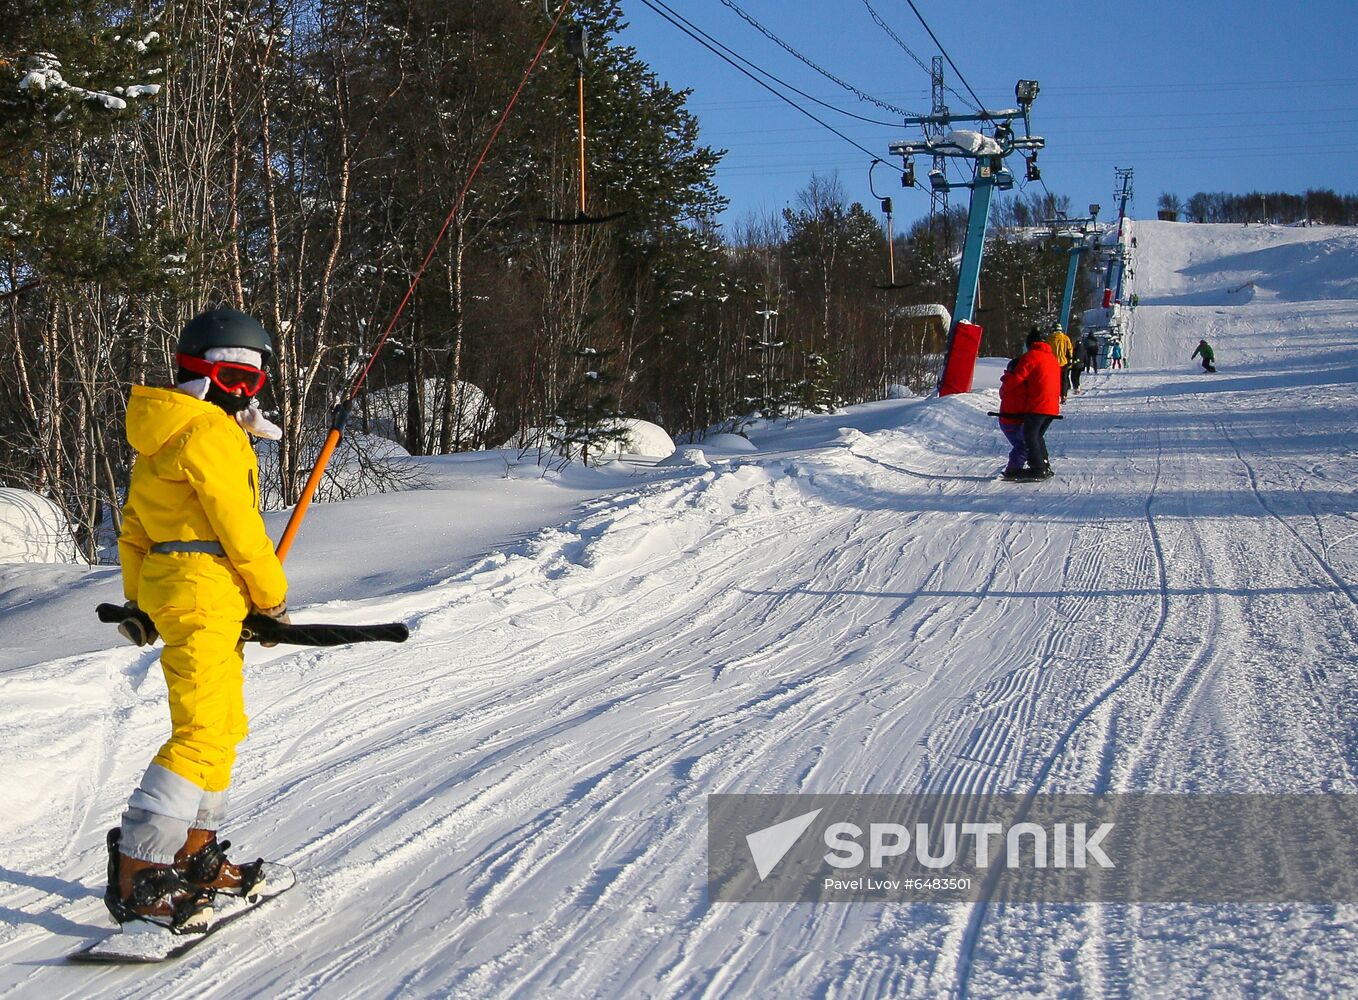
[1191,339,1216,373]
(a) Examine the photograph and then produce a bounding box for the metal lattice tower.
[927,57,949,244]
[1114,167,1134,234]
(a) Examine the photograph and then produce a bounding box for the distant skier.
[996,357,1027,478]
[109,307,290,931]
[1191,338,1217,373]
[1110,342,1124,369]
[1002,328,1062,480]
[1082,332,1100,374]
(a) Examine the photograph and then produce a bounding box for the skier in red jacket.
[1003,328,1063,479]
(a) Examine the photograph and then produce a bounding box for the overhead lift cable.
[901,0,990,121]
[637,0,900,129]
[276,0,575,559]
[718,0,923,118]
[859,0,978,113]
[637,0,907,172]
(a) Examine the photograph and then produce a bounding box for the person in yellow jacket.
[108,307,290,931]
[1047,323,1076,403]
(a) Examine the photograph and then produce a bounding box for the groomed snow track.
[4,221,1358,996]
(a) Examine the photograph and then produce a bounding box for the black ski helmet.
[177,307,273,362]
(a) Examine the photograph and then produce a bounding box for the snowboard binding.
[178,833,267,899]
[104,829,213,934]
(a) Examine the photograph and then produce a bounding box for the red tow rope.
[276,1,575,561]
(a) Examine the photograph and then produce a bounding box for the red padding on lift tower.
[1102,288,1114,308]
[939,320,982,397]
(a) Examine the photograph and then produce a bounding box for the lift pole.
[890,79,1044,395]
[1103,167,1134,306]
[1044,208,1100,333]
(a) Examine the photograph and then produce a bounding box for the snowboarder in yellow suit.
[1047,324,1076,403]
[109,307,290,931]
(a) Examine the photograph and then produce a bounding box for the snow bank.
[659,446,710,468]
[255,431,416,508]
[504,419,677,461]
[971,356,1011,391]
[613,419,675,458]
[0,489,85,563]
[362,379,497,451]
[700,432,758,454]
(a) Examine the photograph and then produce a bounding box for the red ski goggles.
[177,353,268,397]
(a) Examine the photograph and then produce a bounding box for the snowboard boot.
[175,828,267,898]
[105,828,212,932]
[1001,466,1026,480]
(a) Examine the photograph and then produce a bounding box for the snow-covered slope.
[3,220,1358,997]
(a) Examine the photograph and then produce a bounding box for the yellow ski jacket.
[1047,330,1075,367]
[119,386,287,612]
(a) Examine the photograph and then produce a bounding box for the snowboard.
[69,862,295,964]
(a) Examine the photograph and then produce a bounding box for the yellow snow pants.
[139,552,251,793]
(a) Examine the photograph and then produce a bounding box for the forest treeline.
[1159,189,1358,225]
[4,0,1085,559]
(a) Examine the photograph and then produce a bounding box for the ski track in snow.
[5,221,1358,997]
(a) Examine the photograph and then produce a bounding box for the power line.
[629,1,900,127]
[636,0,905,173]
[1046,146,1358,163]
[899,0,989,119]
[859,0,977,112]
[671,115,1358,146]
[693,96,1358,121]
[998,78,1358,96]
[718,0,923,118]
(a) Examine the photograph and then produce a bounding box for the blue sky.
[617,0,1358,230]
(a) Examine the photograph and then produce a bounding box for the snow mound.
[835,427,872,449]
[614,419,675,458]
[0,489,85,564]
[256,431,415,508]
[504,419,676,461]
[363,379,497,450]
[699,433,757,454]
[659,446,710,468]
